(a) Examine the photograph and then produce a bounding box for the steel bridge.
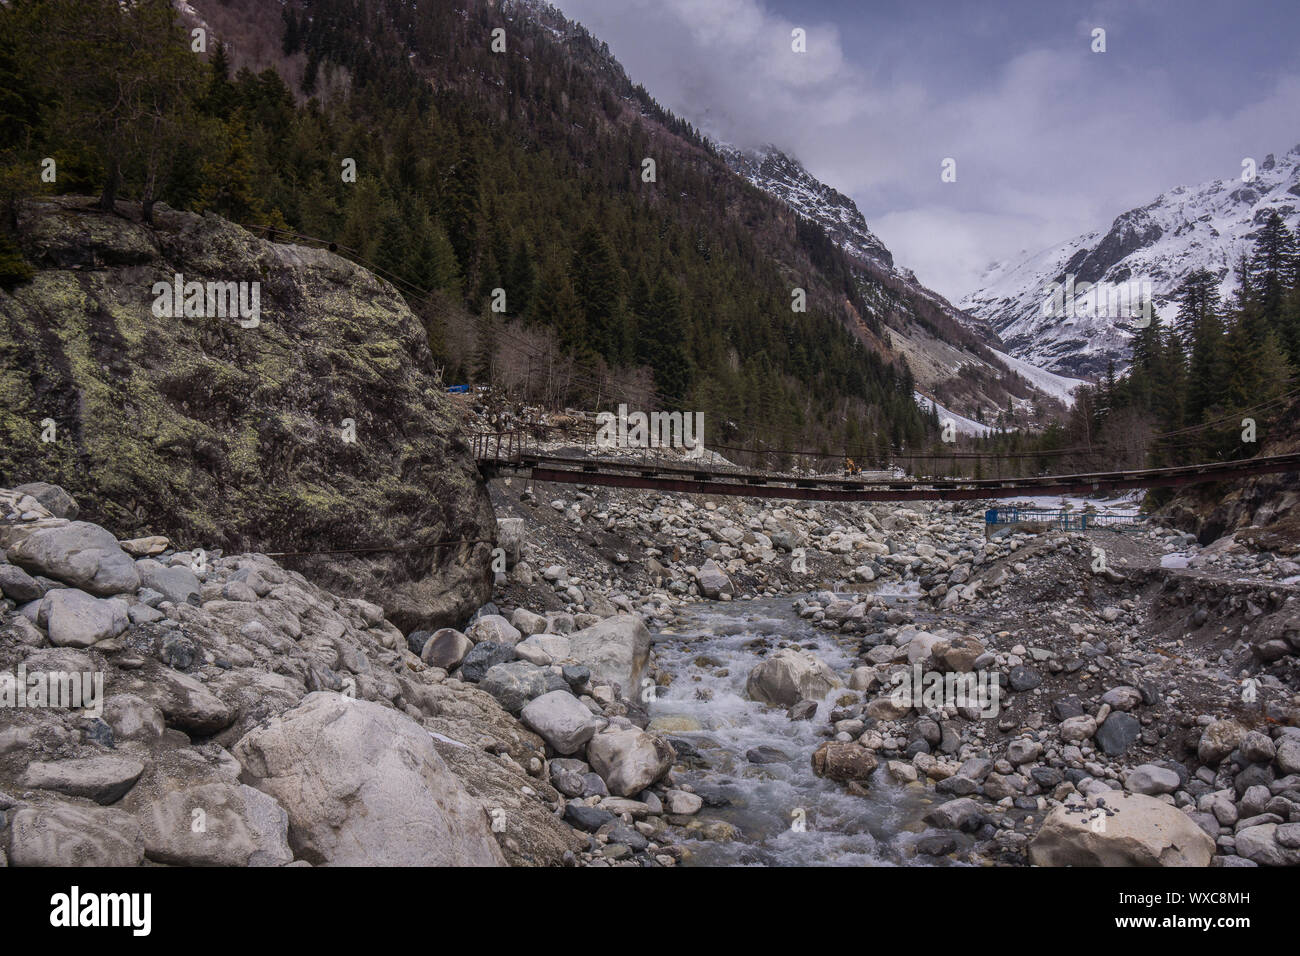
[470,432,1300,503]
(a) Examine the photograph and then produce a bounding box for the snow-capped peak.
[959,144,1300,377]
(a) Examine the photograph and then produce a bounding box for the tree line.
[0,0,930,463]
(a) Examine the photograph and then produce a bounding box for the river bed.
[648,591,962,866]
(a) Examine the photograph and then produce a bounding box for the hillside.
[718,144,1068,426]
[161,0,930,455]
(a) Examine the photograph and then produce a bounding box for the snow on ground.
[989,348,1089,405]
[914,392,994,437]
[1004,492,1144,514]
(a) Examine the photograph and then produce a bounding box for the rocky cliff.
[0,197,493,631]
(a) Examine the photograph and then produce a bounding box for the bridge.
[471,432,1300,503]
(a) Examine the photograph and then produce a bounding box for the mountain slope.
[961,145,1300,377]
[719,143,1074,424]
[161,0,933,453]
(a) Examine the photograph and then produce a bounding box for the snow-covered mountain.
[960,145,1300,377]
[718,143,1073,421]
[719,144,896,273]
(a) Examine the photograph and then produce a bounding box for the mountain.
[718,145,895,273]
[719,144,1082,427]
[960,145,1300,377]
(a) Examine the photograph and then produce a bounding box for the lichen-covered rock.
[0,197,493,631]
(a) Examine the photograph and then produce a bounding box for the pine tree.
[639,278,691,407]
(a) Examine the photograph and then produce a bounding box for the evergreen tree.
[639,278,691,407]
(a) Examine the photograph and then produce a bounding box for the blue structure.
[985,507,1145,533]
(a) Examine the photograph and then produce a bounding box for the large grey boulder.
[521,690,603,754]
[465,613,522,646]
[566,615,651,696]
[1028,793,1215,866]
[21,755,146,805]
[9,802,144,866]
[479,661,566,715]
[14,481,79,518]
[103,694,166,742]
[421,627,473,670]
[135,782,293,866]
[695,559,734,599]
[135,559,201,605]
[115,668,237,736]
[586,727,675,797]
[42,589,129,648]
[1234,822,1300,866]
[8,521,139,596]
[232,692,506,866]
[746,648,841,707]
[0,563,44,602]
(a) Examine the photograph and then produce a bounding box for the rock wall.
[0,197,493,630]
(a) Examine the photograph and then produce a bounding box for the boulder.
[232,692,506,866]
[0,563,44,602]
[459,641,516,682]
[1028,793,1215,866]
[21,755,146,805]
[1126,763,1181,796]
[931,635,985,672]
[923,797,987,832]
[566,614,651,696]
[695,559,734,599]
[103,694,166,742]
[811,741,878,782]
[134,559,201,606]
[119,535,169,557]
[1235,823,1300,867]
[520,690,603,754]
[9,802,144,866]
[745,648,841,707]
[586,727,675,797]
[8,521,139,596]
[14,481,79,518]
[1095,712,1141,756]
[136,782,293,866]
[466,614,522,646]
[1198,720,1246,764]
[510,607,548,636]
[0,198,495,633]
[421,628,473,670]
[479,661,567,715]
[43,589,129,648]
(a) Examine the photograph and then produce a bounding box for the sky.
[547,0,1300,301]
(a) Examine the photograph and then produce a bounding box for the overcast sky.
[547,0,1300,301]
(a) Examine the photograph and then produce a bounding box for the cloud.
[548,0,1300,301]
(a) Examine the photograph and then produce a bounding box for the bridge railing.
[472,430,532,464]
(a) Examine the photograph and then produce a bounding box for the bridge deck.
[473,439,1300,502]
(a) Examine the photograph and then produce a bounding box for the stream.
[648,589,963,866]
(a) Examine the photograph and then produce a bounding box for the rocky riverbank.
[3,475,1298,867]
[487,477,1300,866]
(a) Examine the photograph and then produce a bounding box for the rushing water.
[649,590,961,866]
